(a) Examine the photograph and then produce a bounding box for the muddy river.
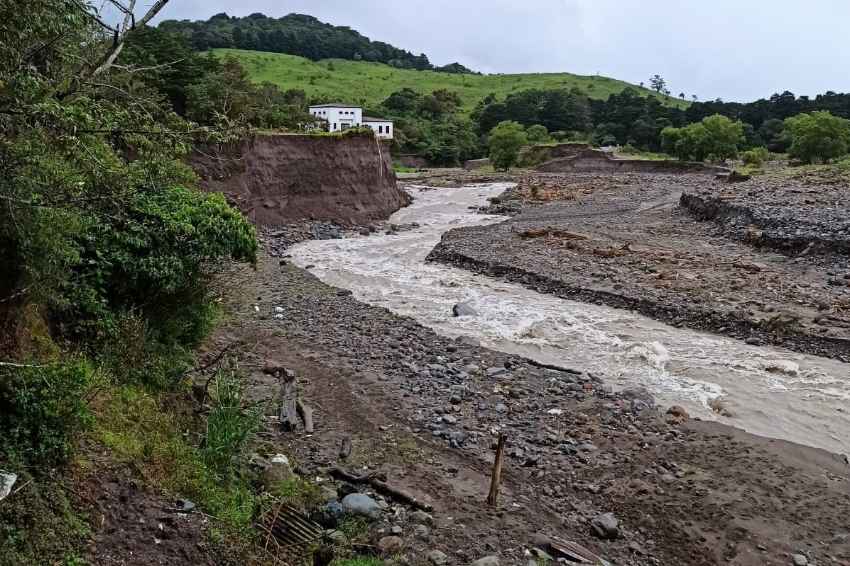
[290,184,850,456]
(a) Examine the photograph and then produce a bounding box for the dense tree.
[784,111,850,163]
[649,74,667,94]
[489,121,528,170]
[526,125,552,144]
[158,13,473,73]
[661,114,745,162]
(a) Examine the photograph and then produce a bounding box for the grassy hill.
[214,48,688,114]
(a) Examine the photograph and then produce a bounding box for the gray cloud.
[153,0,850,101]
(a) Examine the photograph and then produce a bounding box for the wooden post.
[297,400,314,433]
[279,370,298,431]
[486,434,507,506]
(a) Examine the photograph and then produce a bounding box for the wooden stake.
[279,371,298,431]
[296,400,314,433]
[486,433,507,506]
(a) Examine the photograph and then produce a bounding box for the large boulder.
[453,301,478,317]
[341,493,382,519]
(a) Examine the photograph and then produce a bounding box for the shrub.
[202,365,262,477]
[525,124,551,144]
[0,360,97,466]
[488,121,528,170]
[741,147,769,167]
[661,114,745,162]
[784,111,850,164]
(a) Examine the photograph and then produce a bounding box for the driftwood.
[486,434,507,506]
[330,467,433,512]
[279,372,298,431]
[296,400,314,433]
[549,535,609,564]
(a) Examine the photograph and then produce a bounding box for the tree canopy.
[489,121,528,170]
[784,111,850,164]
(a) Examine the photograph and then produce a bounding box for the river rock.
[666,405,690,424]
[453,301,478,317]
[428,550,449,565]
[590,512,620,539]
[378,535,405,555]
[341,493,382,519]
[314,501,345,528]
[0,472,17,502]
[470,557,500,566]
[792,554,808,566]
[410,510,434,525]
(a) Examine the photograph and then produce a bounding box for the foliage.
[489,121,528,170]
[526,125,552,143]
[784,111,850,164]
[0,361,97,466]
[741,147,770,167]
[215,49,685,118]
[661,114,745,162]
[202,366,263,477]
[473,88,592,135]
[97,384,258,529]
[160,12,453,72]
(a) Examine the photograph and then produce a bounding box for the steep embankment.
[191,133,410,226]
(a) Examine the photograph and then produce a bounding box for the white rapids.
[290,183,850,456]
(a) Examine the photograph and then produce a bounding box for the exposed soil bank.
[428,173,850,362]
[203,250,850,566]
[190,133,411,227]
[536,148,727,175]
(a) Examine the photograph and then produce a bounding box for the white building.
[308,103,393,139]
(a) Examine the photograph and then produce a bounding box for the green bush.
[784,111,850,164]
[661,114,745,162]
[741,147,769,167]
[489,121,528,170]
[0,361,97,466]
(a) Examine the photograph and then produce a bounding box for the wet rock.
[341,493,382,519]
[390,525,403,535]
[378,535,405,555]
[470,556,500,566]
[428,550,449,565]
[590,512,620,540]
[453,301,478,317]
[410,510,434,525]
[414,524,431,539]
[0,472,17,501]
[173,499,195,513]
[314,501,345,529]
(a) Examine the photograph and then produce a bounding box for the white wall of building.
[308,105,362,132]
[308,105,393,139]
[363,120,393,140]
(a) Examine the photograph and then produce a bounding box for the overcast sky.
[152,0,850,102]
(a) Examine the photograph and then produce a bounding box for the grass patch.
[95,379,258,530]
[615,145,672,161]
[392,163,418,173]
[213,49,689,115]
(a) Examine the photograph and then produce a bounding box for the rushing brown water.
[291,184,850,456]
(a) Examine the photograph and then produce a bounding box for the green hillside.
[213,49,688,114]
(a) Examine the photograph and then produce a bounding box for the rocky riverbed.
[202,243,850,566]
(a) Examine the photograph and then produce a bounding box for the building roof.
[309,103,361,109]
[362,116,392,123]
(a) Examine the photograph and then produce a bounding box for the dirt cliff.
[536,148,727,174]
[190,132,411,226]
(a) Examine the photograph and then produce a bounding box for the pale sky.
[151,0,850,102]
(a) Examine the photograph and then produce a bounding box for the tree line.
[159,13,475,74]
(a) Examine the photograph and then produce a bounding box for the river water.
[290,184,850,456]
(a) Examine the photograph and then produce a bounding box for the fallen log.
[486,433,507,506]
[330,467,433,512]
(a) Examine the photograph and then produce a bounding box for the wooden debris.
[519,227,589,240]
[486,434,507,506]
[330,467,433,512]
[549,536,610,565]
[296,400,314,433]
[279,369,299,431]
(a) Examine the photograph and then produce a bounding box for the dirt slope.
[190,133,411,227]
